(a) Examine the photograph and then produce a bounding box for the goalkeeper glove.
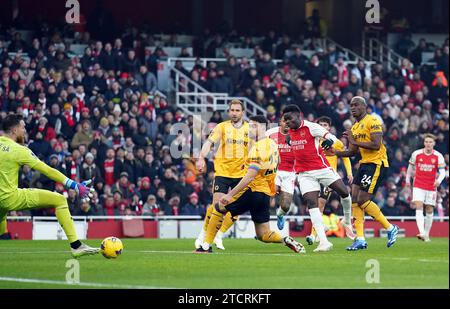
[64,179,95,203]
[321,139,334,150]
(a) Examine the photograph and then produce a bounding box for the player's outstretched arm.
[33,161,94,202]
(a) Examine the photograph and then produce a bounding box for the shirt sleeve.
[437,152,446,168]
[369,117,383,135]
[33,160,68,184]
[409,150,418,165]
[207,122,223,144]
[16,146,41,168]
[247,144,262,171]
[308,122,338,142]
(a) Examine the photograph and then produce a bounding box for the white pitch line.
[417,259,449,263]
[0,276,177,289]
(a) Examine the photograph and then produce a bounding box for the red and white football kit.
[409,149,445,206]
[266,126,296,194]
[288,120,340,195]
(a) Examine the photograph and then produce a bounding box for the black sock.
[70,240,82,249]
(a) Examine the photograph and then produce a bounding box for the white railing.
[175,92,266,116]
[320,37,368,62]
[170,66,266,117]
[362,37,404,70]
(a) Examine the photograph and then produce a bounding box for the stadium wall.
[5,219,449,240]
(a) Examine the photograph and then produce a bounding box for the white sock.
[309,208,328,244]
[340,195,352,225]
[215,230,224,240]
[277,207,286,217]
[415,209,425,235]
[197,229,205,240]
[424,213,433,237]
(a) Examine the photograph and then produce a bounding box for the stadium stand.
[0,21,448,221]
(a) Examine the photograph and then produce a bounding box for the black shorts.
[319,184,332,201]
[353,162,388,194]
[213,176,242,194]
[225,189,270,224]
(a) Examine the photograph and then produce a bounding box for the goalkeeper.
[0,114,98,258]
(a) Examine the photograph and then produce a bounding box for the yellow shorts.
[0,188,66,219]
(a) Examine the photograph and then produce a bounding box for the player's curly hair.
[282,104,301,115]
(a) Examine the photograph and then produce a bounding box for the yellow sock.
[219,213,238,233]
[204,207,225,245]
[55,205,78,243]
[361,200,390,229]
[202,204,214,231]
[37,189,79,243]
[260,230,283,243]
[0,216,7,234]
[353,203,365,238]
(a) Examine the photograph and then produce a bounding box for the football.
[100,237,124,259]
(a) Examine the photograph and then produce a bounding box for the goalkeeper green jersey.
[0,136,66,199]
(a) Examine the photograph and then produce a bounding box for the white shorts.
[275,170,296,195]
[412,187,437,206]
[297,168,341,195]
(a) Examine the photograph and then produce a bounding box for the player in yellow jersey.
[195,115,305,253]
[0,114,99,258]
[335,96,399,251]
[194,100,250,250]
[305,116,354,245]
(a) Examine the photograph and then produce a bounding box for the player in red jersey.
[266,116,296,230]
[406,133,446,242]
[282,105,354,252]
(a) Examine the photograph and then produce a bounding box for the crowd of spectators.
[0,21,448,219]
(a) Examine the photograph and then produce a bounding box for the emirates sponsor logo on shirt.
[291,139,307,150]
[418,164,434,172]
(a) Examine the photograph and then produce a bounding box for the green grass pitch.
[0,238,448,289]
